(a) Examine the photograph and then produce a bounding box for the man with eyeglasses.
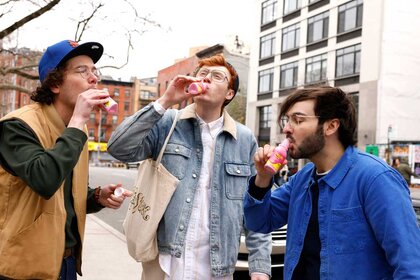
[0,40,132,280]
[108,54,271,279]
[244,86,420,279]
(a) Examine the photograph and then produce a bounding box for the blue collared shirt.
[244,146,420,280]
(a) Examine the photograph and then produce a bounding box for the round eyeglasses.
[195,68,228,83]
[280,114,321,129]
[74,66,101,81]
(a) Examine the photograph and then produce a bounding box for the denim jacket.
[108,103,271,277]
[244,146,420,280]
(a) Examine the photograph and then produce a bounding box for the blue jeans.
[59,255,77,280]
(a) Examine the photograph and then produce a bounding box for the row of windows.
[258,43,360,92]
[102,87,131,98]
[140,90,156,100]
[262,0,362,24]
[260,0,363,57]
[88,128,110,142]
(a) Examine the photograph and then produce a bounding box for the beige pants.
[141,256,165,280]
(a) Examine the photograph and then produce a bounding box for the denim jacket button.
[179,225,185,231]
[186,198,191,203]
[175,148,180,153]
[236,169,241,174]
[192,174,197,178]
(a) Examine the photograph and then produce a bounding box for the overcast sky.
[5,0,257,80]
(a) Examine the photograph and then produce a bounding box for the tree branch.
[0,0,61,40]
[0,83,33,94]
[74,3,104,42]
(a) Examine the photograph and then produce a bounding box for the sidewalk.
[81,215,142,279]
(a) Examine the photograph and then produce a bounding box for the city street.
[89,166,137,233]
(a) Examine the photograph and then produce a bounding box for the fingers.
[79,89,110,105]
[100,183,131,209]
[254,144,274,163]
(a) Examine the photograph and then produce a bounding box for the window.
[113,88,120,96]
[88,129,95,138]
[112,115,118,125]
[90,112,95,122]
[124,101,130,112]
[100,114,106,125]
[336,44,361,77]
[125,89,131,98]
[282,23,300,52]
[260,32,276,59]
[280,61,298,88]
[260,106,272,128]
[262,0,277,25]
[306,53,327,83]
[284,0,301,14]
[307,11,329,43]
[258,68,274,93]
[338,0,363,34]
[100,128,106,142]
[140,90,155,99]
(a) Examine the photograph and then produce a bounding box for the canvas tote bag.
[123,111,180,262]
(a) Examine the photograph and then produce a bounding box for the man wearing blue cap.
[0,40,132,280]
[108,55,272,280]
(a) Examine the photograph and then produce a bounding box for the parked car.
[235,225,287,275]
[125,161,140,169]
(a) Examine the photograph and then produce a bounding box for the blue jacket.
[244,146,420,279]
[108,103,272,276]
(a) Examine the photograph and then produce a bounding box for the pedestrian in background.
[244,86,420,279]
[108,55,271,279]
[392,157,419,186]
[0,40,132,280]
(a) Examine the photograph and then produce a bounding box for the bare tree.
[0,0,162,94]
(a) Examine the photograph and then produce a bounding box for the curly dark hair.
[279,86,357,148]
[30,66,66,105]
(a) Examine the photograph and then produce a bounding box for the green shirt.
[0,120,103,248]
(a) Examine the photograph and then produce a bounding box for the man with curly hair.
[0,40,132,280]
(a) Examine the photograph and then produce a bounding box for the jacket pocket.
[1,212,65,278]
[161,143,191,180]
[224,163,251,200]
[331,206,370,254]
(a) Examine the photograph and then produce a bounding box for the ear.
[50,86,60,94]
[225,89,235,102]
[324,118,340,136]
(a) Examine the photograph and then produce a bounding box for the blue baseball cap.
[38,40,103,82]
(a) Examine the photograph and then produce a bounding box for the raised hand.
[156,75,203,109]
[68,89,110,130]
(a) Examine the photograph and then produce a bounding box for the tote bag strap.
[156,110,180,164]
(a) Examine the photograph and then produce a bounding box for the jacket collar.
[307,146,357,190]
[180,104,238,140]
[44,103,66,135]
